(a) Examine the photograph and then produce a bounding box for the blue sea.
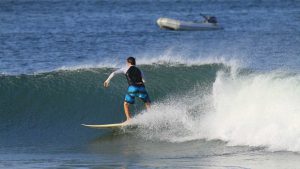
[1,0,300,168]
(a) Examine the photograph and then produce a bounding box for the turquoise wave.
[0,63,227,145]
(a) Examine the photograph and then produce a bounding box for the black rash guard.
[125,66,144,87]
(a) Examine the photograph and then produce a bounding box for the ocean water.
[1,0,300,168]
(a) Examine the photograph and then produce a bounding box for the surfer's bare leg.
[124,102,131,121]
[145,102,151,111]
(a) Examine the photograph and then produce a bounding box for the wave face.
[0,63,224,145]
[1,62,300,152]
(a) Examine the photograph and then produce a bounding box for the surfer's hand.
[103,80,109,88]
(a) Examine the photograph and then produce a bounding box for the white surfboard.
[81,122,130,129]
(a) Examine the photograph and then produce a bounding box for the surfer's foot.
[124,119,131,124]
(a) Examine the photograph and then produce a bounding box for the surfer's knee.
[124,102,130,106]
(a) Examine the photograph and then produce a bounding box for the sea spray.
[132,70,300,152]
[203,71,300,152]
[131,94,208,142]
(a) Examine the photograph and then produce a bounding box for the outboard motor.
[207,16,218,24]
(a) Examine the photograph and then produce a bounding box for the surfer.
[103,57,151,122]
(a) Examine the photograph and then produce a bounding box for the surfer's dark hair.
[127,56,136,65]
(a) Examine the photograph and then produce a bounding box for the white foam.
[131,95,205,142]
[204,71,300,152]
[131,70,300,152]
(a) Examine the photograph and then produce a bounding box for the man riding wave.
[104,57,151,122]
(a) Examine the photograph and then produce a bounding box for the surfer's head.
[127,56,136,65]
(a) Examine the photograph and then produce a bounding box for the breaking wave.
[1,60,300,152]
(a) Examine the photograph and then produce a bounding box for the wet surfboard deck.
[81,122,132,129]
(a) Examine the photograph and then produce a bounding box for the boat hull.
[157,17,223,31]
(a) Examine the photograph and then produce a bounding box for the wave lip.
[48,55,241,75]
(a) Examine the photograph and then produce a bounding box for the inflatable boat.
[156,17,223,31]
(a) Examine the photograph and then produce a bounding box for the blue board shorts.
[125,85,151,104]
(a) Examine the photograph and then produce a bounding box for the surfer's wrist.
[103,80,110,87]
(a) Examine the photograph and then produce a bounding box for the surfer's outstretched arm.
[104,68,126,87]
